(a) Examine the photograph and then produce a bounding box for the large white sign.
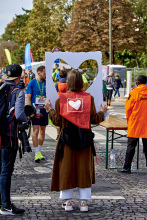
[45,51,103,112]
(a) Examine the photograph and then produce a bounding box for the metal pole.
[109,0,112,64]
[106,130,109,169]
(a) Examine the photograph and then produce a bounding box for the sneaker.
[38,152,45,160]
[34,153,40,163]
[0,203,25,215]
[80,200,88,212]
[117,168,131,174]
[107,105,114,109]
[62,200,73,211]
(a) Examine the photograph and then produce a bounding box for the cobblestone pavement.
[1,100,147,220]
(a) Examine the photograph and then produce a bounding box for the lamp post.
[109,0,112,64]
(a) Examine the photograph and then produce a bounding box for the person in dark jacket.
[0,64,28,216]
[114,73,123,98]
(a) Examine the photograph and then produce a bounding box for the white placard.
[45,51,103,112]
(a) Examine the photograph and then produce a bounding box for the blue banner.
[25,43,31,69]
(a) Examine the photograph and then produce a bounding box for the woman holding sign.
[45,69,107,212]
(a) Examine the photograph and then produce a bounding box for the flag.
[24,43,31,69]
[30,50,34,62]
[4,49,12,65]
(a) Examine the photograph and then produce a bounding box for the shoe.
[107,105,114,109]
[62,200,73,211]
[80,200,88,212]
[117,168,131,174]
[0,203,25,215]
[38,152,45,160]
[34,153,40,163]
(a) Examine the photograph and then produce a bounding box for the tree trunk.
[135,52,139,68]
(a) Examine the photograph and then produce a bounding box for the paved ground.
[1,98,147,220]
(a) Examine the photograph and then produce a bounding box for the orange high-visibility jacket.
[57,81,67,96]
[125,84,147,138]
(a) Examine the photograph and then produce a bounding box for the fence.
[86,67,147,85]
[126,68,147,87]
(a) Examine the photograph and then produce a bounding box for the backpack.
[106,76,113,85]
[0,82,20,137]
[29,72,35,80]
[0,82,11,136]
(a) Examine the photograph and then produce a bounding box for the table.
[99,115,139,169]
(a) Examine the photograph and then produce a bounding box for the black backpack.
[0,82,11,135]
[0,82,20,136]
[106,76,113,85]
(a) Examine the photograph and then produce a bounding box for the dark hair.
[82,69,87,74]
[37,65,45,72]
[136,75,147,85]
[59,69,67,78]
[67,69,83,91]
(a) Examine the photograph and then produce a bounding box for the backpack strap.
[9,88,21,117]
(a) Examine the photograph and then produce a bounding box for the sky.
[0,0,33,37]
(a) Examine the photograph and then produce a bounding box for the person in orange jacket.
[55,69,67,96]
[118,75,147,173]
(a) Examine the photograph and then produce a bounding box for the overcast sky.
[0,0,33,37]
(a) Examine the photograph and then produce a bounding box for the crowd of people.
[0,63,147,216]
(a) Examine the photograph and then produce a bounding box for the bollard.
[126,71,132,97]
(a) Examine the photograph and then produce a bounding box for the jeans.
[114,88,120,97]
[0,138,18,208]
[124,137,147,170]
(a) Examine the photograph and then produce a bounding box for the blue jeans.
[0,138,18,208]
[114,88,120,97]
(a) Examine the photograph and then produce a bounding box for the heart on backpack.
[69,100,81,110]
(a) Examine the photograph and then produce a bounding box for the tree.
[61,0,146,64]
[0,41,18,66]
[130,0,147,34]
[16,0,71,61]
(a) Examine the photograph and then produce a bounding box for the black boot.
[117,168,131,174]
